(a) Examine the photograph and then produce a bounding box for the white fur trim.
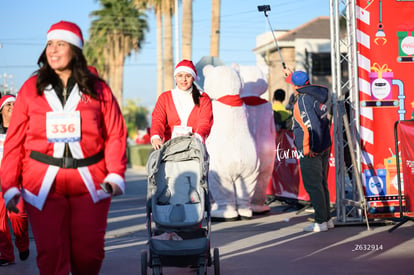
[24,84,115,208]
[47,29,83,49]
[151,135,161,143]
[174,66,200,81]
[171,88,194,126]
[0,97,15,110]
[22,165,59,210]
[3,187,20,207]
[103,173,125,194]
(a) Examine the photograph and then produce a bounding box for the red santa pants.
[0,193,29,262]
[25,169,111,275]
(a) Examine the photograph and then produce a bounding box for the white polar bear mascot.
[203,64,259,220]
[237,65,276,214]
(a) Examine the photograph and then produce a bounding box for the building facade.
[253,16,332,104]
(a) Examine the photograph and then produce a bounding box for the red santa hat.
[0,95,16,111]
[174,59,200,81]
[47,21,84,49]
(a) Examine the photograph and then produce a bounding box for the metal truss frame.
[330,0,370,227]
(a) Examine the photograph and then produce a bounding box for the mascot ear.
[230,63,243,88]
[231,63,240,73]
[203,65,214,76]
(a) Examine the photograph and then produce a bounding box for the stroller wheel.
[207,249,212,266]
[213,248,220,275]
[140,249,148,275]
[197,264,206,275]
[153,265,162,275]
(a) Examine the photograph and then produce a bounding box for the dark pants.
[299,149,331,224]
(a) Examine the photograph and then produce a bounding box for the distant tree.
[139,0,164,97]
[123,98,149,138]
[137,0,175,96]
[84,35,107,80]
[210,0,221,57]
[162,0,175,91]
[87,0,149,107]
[181,0,193,60]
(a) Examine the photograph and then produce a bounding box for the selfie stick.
[257,5,286,69]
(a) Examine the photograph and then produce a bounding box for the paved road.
[3,167,414,274]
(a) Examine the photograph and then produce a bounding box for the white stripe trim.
[360,106,373,120]
[360,125,374,145]
[358,54,371,72]
[356,6,370,25]
[361,150,374,166]
[359,78,371,97]
[357,30,370,49]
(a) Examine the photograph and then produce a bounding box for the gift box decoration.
[369,63,393,100]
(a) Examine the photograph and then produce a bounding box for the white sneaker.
[303,222,328,232]
[327,218,335,229]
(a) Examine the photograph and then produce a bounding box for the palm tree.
[162,0,175,91]
[140,0,176,96]
[84,33,108,80]
[155,8,164,97]
[88,0,148,107]
[135,0,163,97]
[210,0,220,57]
[181,0,193,60]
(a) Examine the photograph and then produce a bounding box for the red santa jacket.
[0,76,127,210]
[150,90,213,141]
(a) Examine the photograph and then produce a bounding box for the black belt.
[30,150,104,169]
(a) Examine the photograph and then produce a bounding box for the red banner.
[398,121,414,212]
[356,0,414,217]
[269,129,336,204]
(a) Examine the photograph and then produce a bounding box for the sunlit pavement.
[4,167,414,275]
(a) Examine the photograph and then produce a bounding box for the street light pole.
[174,0,180,65]
[0,73,14,96]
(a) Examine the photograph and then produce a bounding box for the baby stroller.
[141,135,220,275]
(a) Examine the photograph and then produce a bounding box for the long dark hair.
[35,44,102,99]
[191,83,201,106]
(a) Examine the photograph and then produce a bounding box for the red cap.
[47,21,84,49]
[0,95,16,111]
[174,59,199,81]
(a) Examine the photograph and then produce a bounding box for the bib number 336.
[46,111,81,143]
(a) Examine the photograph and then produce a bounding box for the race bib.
[46,111,81,143]
[172,125,192,139]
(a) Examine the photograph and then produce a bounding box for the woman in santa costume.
[0,21,127,274]
[0,95,30,266]
[150,59,213,149]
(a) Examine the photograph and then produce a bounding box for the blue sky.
[0,0,329,109]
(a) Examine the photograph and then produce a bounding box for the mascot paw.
[237,208,253,220]
[211,206,238,222]
[251,204,271,215]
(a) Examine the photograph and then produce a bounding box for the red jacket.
[150,90,213,141]
[0,76,127,210]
